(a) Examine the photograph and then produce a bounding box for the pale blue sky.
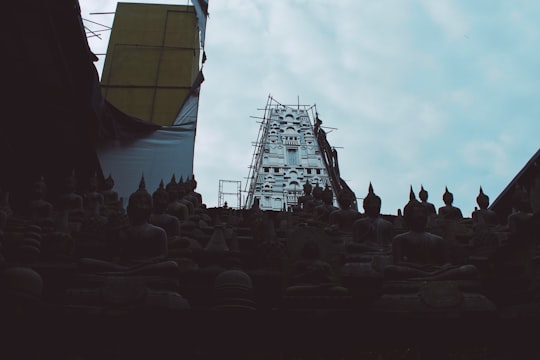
[82,0,539,215]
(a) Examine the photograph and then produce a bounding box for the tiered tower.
[244,97,338,211]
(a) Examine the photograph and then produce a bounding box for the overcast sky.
[81,0,540,215]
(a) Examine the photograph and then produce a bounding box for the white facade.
[245,102,334,211]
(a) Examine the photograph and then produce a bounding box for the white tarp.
[97,124,195,206]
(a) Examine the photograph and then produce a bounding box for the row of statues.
[287,179,538,288]
[0,168,538,316]
[296,179,499,225]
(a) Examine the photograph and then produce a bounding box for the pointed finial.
[159,179,164,189]
[138,174,146,191]
[479,186,484,195]
[368,182,374,194]
[409,185,416,200]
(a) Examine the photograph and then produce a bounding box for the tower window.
[287,148,299,166]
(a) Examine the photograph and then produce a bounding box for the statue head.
[363,183,381,218]
[442,187,454,206]
[127,175,153,225]
[165,175,179,201]
[476,186,489,210]
[177,177,187,198]
[419,185,429,202]
[403,194,427,232]
[338,188,355,210]
[312,182,323,199]
[103,173,115,191]
[188,175,198,191]
[303,180,312,196]
[322,184,333,205]
[152,180,169,213]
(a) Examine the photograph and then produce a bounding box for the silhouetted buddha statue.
[471,187,498,226]
[328,188,360,232]
[28,176,54,232]
[83,174,104,216]
[177,177,195,215]
[418,185,437,217]
[385,191,477,280]
[56,171,84,233]
[350,183,393,252]
[314,184,338,222]
[186,175,203,208]
[297,180,314,211]
[310,182,324,210]
[77,174,108,253]
[101,173,119,205]
[150,180,182,245]
[437,186,463,221]
[99,173,125,221]
[117,176,168,264]
[165,175,189,222]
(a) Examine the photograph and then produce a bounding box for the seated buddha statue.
[471,187,498,226]
[309,182,324,211]
[100,174,119,205]
[328,188,360,232]
[27,176,55,232]
[150,180,182,246]
[385,193,477,280]
[314,184,338,222]
[349,183,393,253]
[117,176,168,264]
[418,185,437,217]
[165,175,189,222]
[297,180,314,211]
[437,187,463,221]
[83,173,105,220]
[176,177,195,215]
[56,171,85,233]
[99,173,125,220]
[185,175,203,209]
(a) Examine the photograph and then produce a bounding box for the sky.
[80,0,540,215]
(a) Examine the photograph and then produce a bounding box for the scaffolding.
[218,180,242,209]
[243,95,333,210]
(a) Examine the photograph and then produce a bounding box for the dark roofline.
[489,148,540,218]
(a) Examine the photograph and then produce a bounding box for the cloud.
[419,0,470,42]
[80,0,540,216]
[461,138,512,177]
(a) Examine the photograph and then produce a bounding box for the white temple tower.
[244,96,339,211]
